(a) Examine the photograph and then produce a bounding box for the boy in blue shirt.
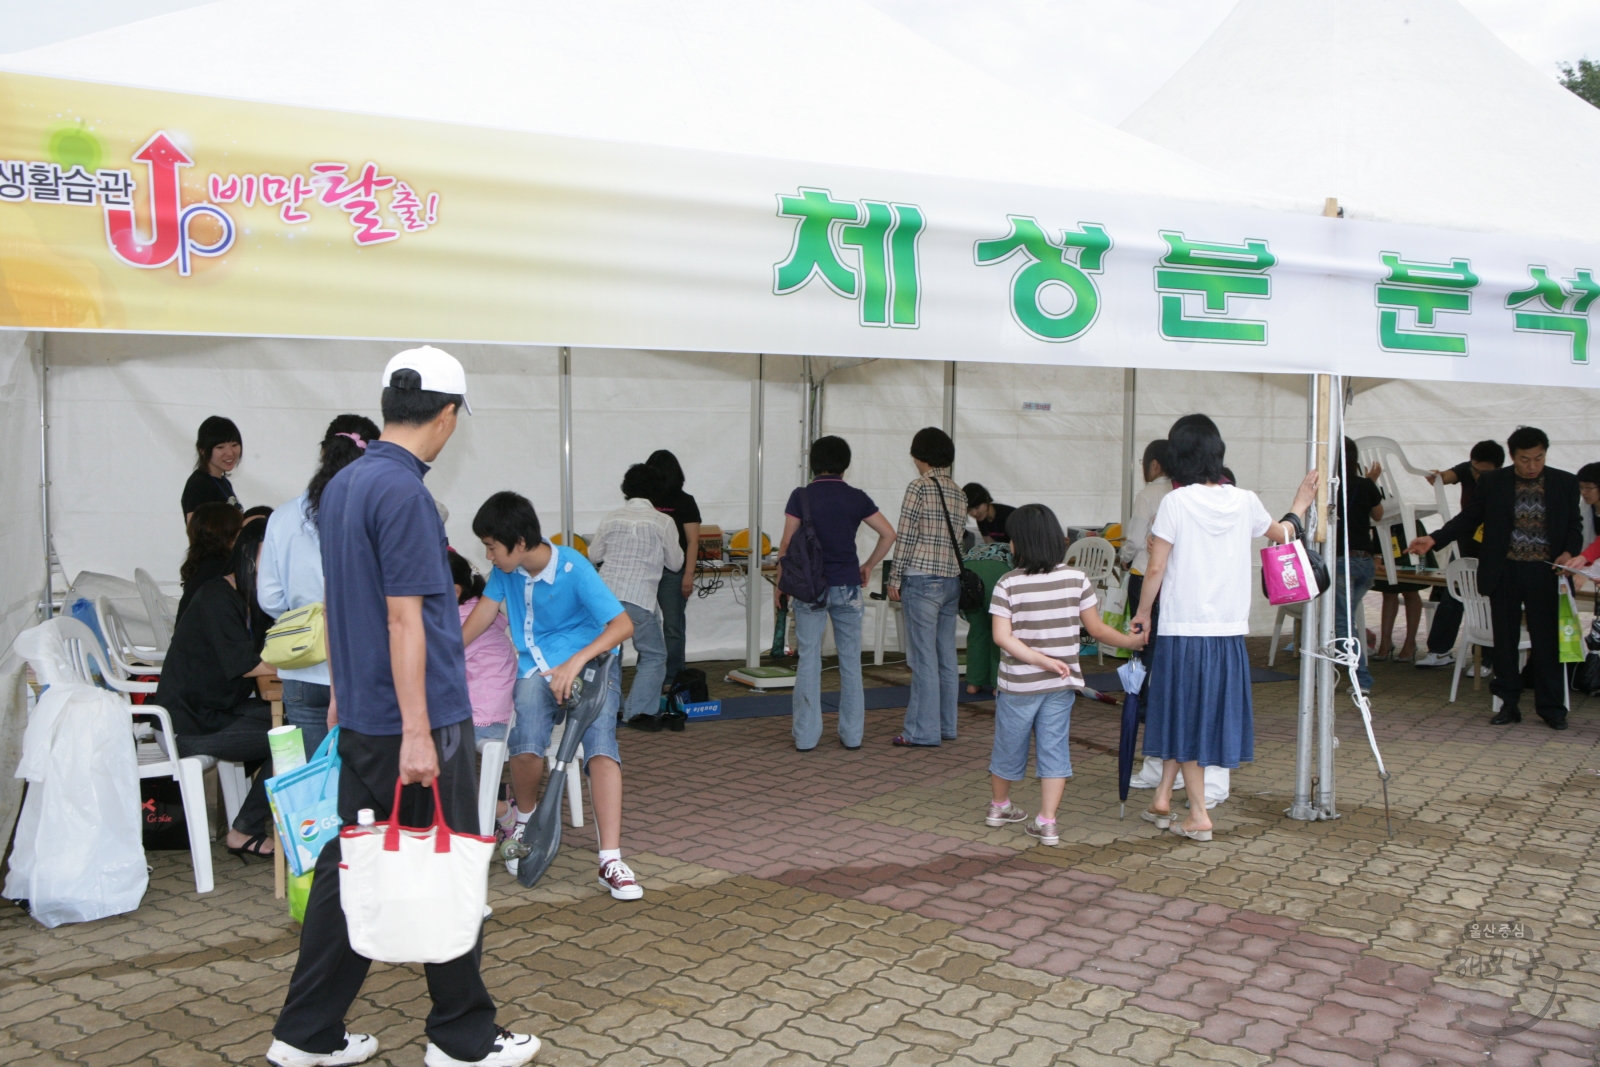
[461,491,640,899]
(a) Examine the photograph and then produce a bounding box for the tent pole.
[1288,373,1320,820]
[1121,368,1137,528]
[1315,374,1343,819]
[746,354,765,669]
[559,346,573,549]
[37,332,53,621]
[941,361,956,438]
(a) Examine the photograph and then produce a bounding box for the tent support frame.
[1289,373,1325,821]
[559,346,573,549]
[1121,368,1137,528]
[37,332,54,621]
[941,361,956,437]
[745,354,765,669]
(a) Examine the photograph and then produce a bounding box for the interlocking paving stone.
[3,641,1599,1065]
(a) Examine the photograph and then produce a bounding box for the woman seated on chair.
[176,502,242,623]
[152,519,280,860]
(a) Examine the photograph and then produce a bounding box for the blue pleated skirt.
[1143,634,1254,768]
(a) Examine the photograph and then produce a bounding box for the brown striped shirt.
[989,565,1097,693]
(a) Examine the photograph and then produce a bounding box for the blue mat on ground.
[707,667,1295,721]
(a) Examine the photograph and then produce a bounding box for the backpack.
[777,485,829,606]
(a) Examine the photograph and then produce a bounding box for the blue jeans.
[793,585,865,750]
[657,567,689,684]
[1334,556,1376,689]
[900,574,960,745]
[621,601,668,721]
[990,688,1075,780]
[508,663,622,765]
[281,679,331,759]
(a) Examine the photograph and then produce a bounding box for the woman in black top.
[176,502,242,622]
[1333,438,1386,690]
[152,519,280,860]
[962,483,1015,544]
[182,415,244,523]
[646,449,701,684]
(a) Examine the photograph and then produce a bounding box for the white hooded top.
[1150,484,1272,636]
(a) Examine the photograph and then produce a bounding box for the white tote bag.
[339,780,495,964]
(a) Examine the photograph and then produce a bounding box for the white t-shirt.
[1150,484,1272,636]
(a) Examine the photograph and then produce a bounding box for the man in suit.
[1409,427,1583,729]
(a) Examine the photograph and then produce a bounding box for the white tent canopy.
[1122,0,1600,243]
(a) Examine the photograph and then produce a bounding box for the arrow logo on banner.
[105,131,192,268]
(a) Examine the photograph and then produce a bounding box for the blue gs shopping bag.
[266,727,342,877]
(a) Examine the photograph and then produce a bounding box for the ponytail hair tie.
[335,432,367,449]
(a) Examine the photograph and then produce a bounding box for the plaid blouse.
[890,468,967,588]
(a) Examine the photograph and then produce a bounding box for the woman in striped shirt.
[985,505,1145,845]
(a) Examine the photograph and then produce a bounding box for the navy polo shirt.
[318,439,470,735]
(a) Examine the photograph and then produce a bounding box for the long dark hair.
[1006,504,1067,575]
[181,502,242,585]
[1167,414,1226,487]
[307,414,381,520]
[645,449,686,495]
[227,518,272,639]
[194,415,242,473]
[448,549,485,605]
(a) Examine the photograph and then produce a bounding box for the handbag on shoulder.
[932,479,987,613]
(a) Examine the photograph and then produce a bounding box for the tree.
[1558,58,1600,108]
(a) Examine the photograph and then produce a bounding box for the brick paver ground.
[3,639,1598,1066]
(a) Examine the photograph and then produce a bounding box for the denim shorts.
[507,666,621,765]
[989,688,1076,780]
[473,721,510,748]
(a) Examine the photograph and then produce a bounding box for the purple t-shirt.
[784,477,880,588]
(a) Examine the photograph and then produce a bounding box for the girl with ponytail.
[257,414,381,756]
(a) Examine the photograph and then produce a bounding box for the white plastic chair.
[1065,537,1115,663]
[545,722,585,828]
[135,568,176,653]
[867,563,904,666]
[1355,437,1453,587]
[46,617,246,894]
[1268,602,1303,667]
[96,596,165,674]
[1445,559,1529,703]
[475,709,513,836]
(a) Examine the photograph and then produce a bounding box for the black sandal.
[227,833,273,863]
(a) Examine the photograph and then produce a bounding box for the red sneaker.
[599,857,643,900]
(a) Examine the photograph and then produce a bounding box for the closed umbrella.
[1115,658,1148,819]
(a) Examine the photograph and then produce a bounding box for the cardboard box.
[682,699,721,720]
[697,525,724,561]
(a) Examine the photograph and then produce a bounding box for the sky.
[1,0,1597,126]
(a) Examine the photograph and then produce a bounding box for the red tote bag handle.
[382,779,454,853]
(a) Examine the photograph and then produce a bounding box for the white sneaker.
[424,1029,540,1067]
[598,857,644,900]
[266,1034,378,1067]
[1414,651,1454,669]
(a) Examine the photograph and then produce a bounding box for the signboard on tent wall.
[1,71,1598,389]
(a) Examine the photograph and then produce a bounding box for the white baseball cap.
[382,345,472,414]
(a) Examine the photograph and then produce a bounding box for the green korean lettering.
[774,188,860,296]
[1514,313,1589,365]
[1506,267,1568,313]
[1381,253,1479,289]
[1376,286,1471,326]
[1159,233,1275,272]
[974,217,1110,342]
[1379,310,1468,355]
[1570,269,1600,313]
[840,201,894,325]
[890,204,923,327]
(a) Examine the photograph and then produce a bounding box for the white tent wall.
[0,331,42,659]
[40,334,801,663]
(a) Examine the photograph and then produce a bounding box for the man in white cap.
[269,348,541,1067]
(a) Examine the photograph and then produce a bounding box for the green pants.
[964,610,1000,688]
[962,557,1013,690]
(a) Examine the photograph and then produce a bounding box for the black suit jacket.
[1430,466,1583,596]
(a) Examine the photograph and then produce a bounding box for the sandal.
[227,833,274,863]
[890,735,939,747]
[1168,823,1213,842]
[1140,808,1173,828]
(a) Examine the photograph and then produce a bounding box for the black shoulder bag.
[932,478,987,613]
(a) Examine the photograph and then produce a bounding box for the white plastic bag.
[5,626,147,928]
[339,780,493,964]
